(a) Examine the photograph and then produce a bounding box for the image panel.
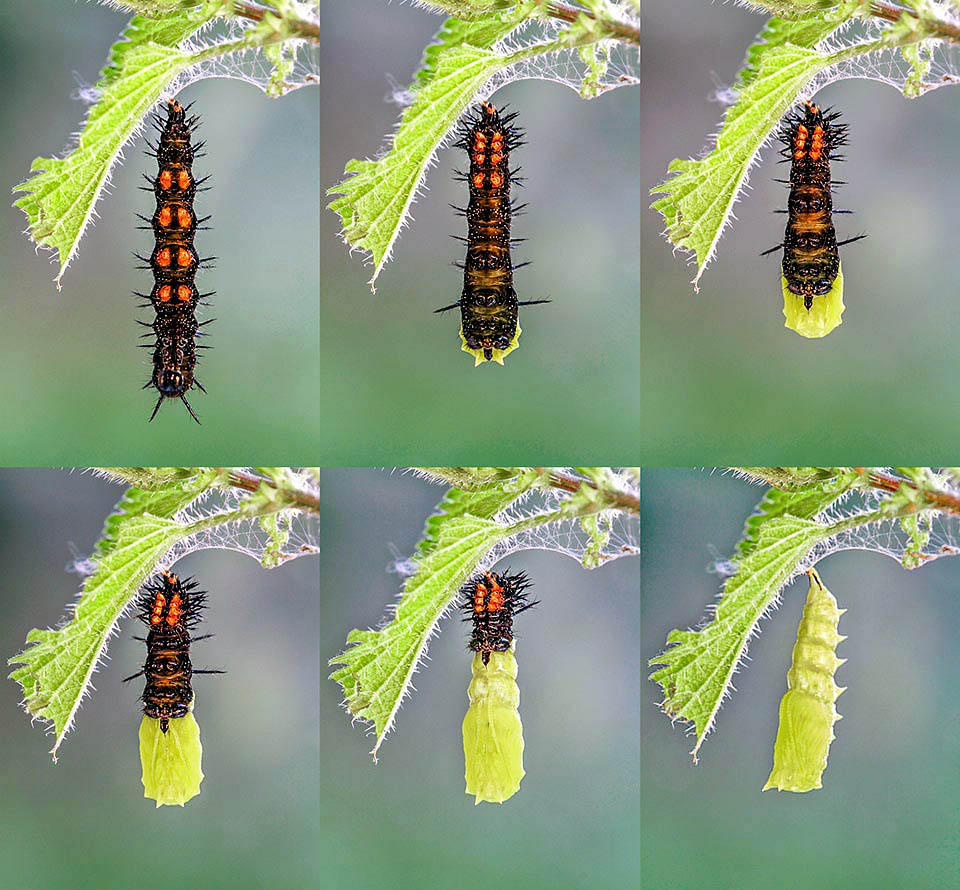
[641,2,960,460]
[1,468,321,888]
[641,468,960,889]
[2,5,319,461]
[320,3,641,463]
[318,468,641,888]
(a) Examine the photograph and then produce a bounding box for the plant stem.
[857,468,960,516]
[232,0,321,42]
[542,1,642,46]
[870,1,960,41]
[224,468,322,513]
[541,469,643,512]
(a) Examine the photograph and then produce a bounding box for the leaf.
[650,42,835,290]
[735,469,856,557]
[329,514,511,757]
[13,6,219,286]
[415,478,536,558]
[8,512,194,759]
[411,11,530,91]
[649,516,831,760]
[92,474,219,561]
[328,44,515,292]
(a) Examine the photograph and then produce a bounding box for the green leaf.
[650,42,834,290]
[734,469,857,557]
[8,512,194,759]
[92,473,219,561]
[412,12,530,90]
[328,44,514,292]
[415,476,537,558]
[330,514,511,757]
[12,4,224,286]
[649,516,831,760]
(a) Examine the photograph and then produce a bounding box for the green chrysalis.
[764,568,846,792]
[139,701,204,807]
[781,263,844,339]
[462,643,525,805]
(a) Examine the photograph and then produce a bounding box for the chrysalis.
[462,645,525,805]
[763,568,846,792]
[459,570,536,803]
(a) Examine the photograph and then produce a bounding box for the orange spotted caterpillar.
[123,571,223,732]
[762,101,865,308]
[437,102,548,364]
[459,569,537,664]
[136,99,213,423]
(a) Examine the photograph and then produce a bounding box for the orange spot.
[487,589,504,612]
[809,125,825,161]
[484,101,494,114]
[166,593,183,626]
[158,170,173,190]
[472,172,485,189]
[472,153,485,165]
[473,133,487,147]
[489,171,504,188]
[150,593,167,625]
[177,248,193,268]
[155,247,171,267]
[177,207,192,228]
[171,100,182,114]
[177,285,192,302]
[473,583,488,613]
[177,169,191,190]
[157,206,172,227]
[157,285,172,303]
[489,153,502,165]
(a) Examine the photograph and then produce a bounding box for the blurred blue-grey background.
[641,469,960,889]
[0,470,319,889]
[0,3,319,462]
[642,4,960,461]
[317,469,641,889]
[320,3,641,463]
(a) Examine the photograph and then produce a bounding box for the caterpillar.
[436,102,548,366]
[136,98,213,424]
[762,102,864,324]
[459,569,537,664]
[763,568,846,793]
[123,571,223,732]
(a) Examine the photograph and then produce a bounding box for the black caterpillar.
[136,99,213,423]
[123,571,223,732]
[437,102,548,363]
[459,569,537,665]
[762,101,865,308]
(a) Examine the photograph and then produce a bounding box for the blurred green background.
[317,470,640,888]
[0,4,319,462]
[642,4,960,461]
[0,470,319,889]
[320,4,641,463]
[641,470,960,889]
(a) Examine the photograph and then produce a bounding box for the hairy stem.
[870,1,960,42]
[542,0,642,46]
[232,0,321,42]
[540,468,643,513]
[224,469,322,513]
[857,468,960,516]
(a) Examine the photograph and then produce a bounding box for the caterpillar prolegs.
[136,99,214,423]
[764,568,846,792]
[437,102,548,365]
